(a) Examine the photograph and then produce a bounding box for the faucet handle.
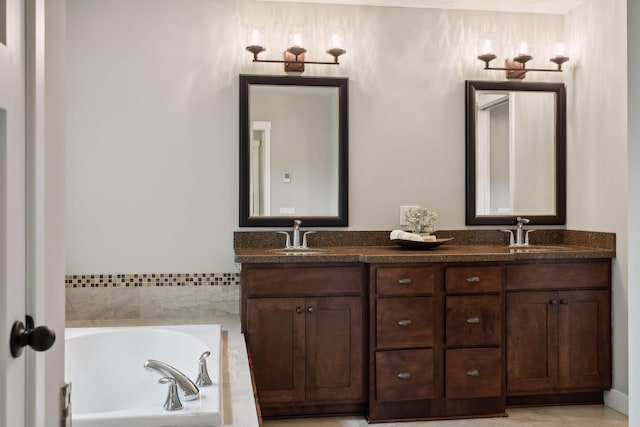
[302,231,316,248]
[500,229,515,246]
[516,216,530,225]
[196,351,213,387]
[277,231,291,248]
[525,229,536,245]
[159,377,183,411]
[294,219,302,228]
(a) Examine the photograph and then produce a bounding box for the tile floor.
[263,405,627,427]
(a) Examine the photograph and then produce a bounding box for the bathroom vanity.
[235,231,614,422]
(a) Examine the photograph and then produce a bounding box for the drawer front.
[446,348,502,399]
[506,261,610,290]
[377,297,434,349]
[446,296,501,346]
[245,266,363,296]
[446,266,502,293]
[376,267,435,295]
[376,349,435,402]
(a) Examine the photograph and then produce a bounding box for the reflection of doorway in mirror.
[476,93,510,215]
[250,121,271,216]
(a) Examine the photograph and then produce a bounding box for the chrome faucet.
[144,359,199,401]
[277,219,316,249]
[292,219,302,247]
[196,351,213,387]
[501,217,535,247]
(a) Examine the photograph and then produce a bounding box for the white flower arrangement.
[404,208,438,235]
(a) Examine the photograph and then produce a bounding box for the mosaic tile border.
[65,272,240,288]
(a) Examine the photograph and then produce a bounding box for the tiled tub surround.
[66,273,240,323]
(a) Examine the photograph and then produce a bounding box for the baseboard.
[604,388,628,416]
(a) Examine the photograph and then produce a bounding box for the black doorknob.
[10,318,56,358]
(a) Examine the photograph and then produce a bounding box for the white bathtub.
[65,324,222,427]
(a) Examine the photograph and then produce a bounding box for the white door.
[2,0,66,426]
[1,0,29,425]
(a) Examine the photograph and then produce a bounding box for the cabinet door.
[558,290,611,390]
[507,291,558,393]
[247,298,306,403]
[306,296,364,402]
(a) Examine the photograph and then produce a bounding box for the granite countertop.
[234,230,615,264]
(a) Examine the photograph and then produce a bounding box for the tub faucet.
[196,351,213,387]
[158,377,183,411]
[144,359,199,401]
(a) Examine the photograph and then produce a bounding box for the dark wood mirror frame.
[465,80,566,226]
[239,74,349,227]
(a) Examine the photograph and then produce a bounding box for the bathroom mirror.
[239,74,348,227]
[465,80,566,225]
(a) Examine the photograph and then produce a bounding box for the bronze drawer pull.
[560,299,569,305]
[549,299,558,305]
[466,276,481,283]
[466,369,480,377]
[307,307,315,313]
[466,317,480,324]
[296,307,304,314]
[398,320,412,327]
[397,278,412,285]
[397,372,411,380]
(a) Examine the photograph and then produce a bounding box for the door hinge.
[60,382,71,427]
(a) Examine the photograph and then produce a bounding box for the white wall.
[565,0,628,410]
[66,0,564,274]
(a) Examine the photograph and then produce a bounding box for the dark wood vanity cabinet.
[505,261,612,405]
[368,264,505,422]
[241,264,366,417]
[240,257,612,421]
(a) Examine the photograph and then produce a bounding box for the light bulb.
[518,41,528,56]
[290,32,303,48]
[554,42,565,57]
[482,39,493,55]
[330,33,343,50]
[250,29,262,46]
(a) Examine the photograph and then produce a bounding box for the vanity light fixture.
[477,40,570,79]
[245,30,346,73]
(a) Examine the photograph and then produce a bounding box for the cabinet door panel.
[507,292,558,393]
[306,296,364,402]
[247,298,305,403]
[558,290,611,390]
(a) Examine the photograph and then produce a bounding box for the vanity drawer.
[245,266,363,297]
[376,349,435,402]
[445,348,502,399]
[377,297,434,349]
[506,261,610,290]
[446,266,502,293]
[446,296,501,346]
[376,267,435,295]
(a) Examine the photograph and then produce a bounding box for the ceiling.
[259,0,588,15]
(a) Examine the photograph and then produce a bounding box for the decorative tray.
[391,237,454,250]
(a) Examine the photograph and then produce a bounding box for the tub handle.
[196,351,213,387]
[159,377,183,411]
